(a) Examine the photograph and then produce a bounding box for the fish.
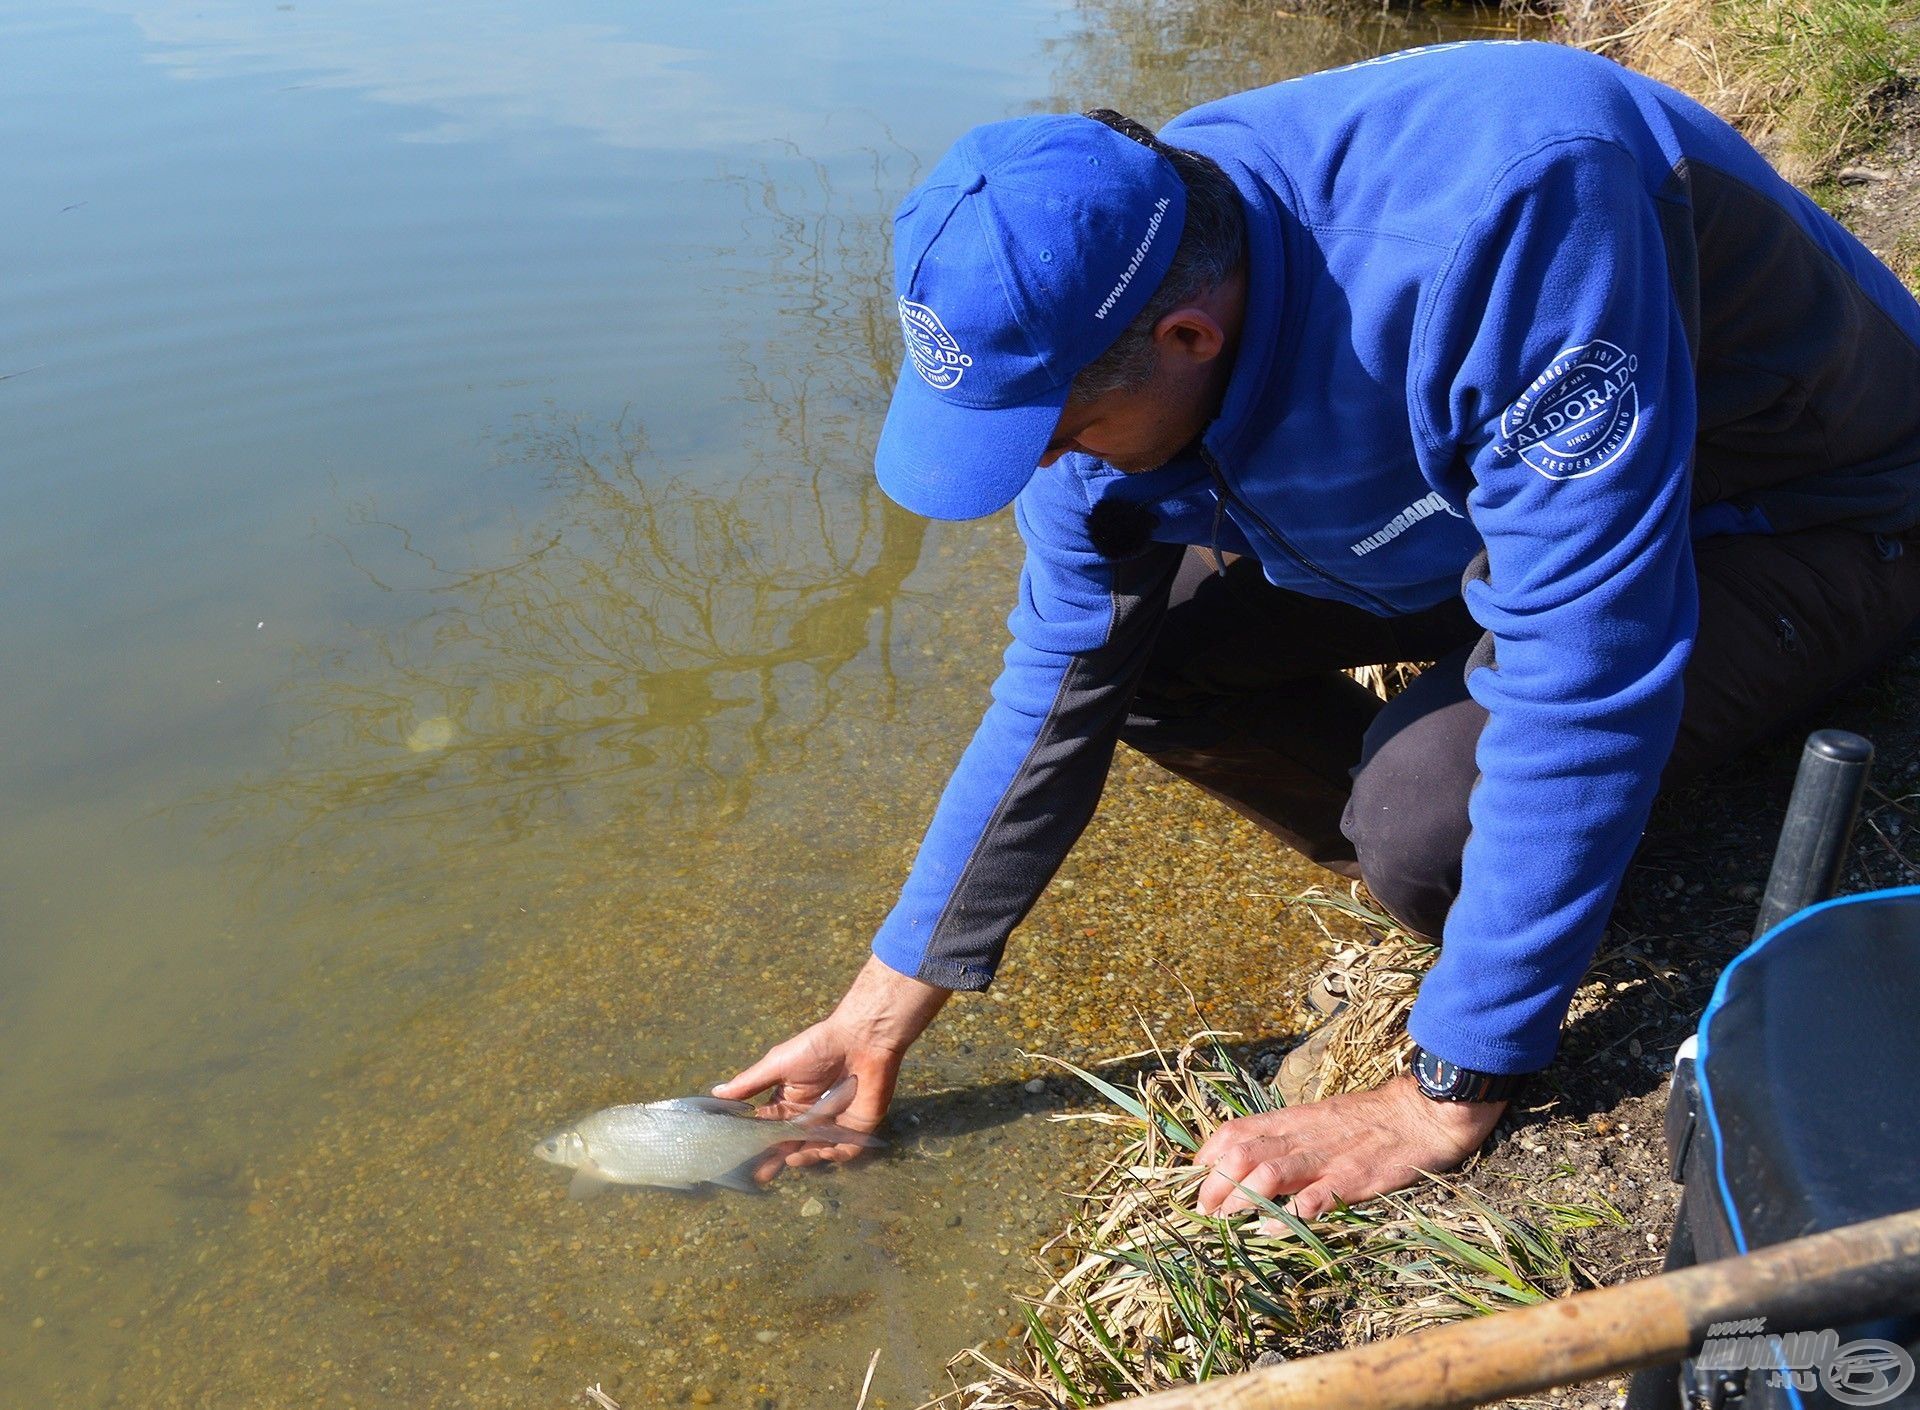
[533,1076,882,1199]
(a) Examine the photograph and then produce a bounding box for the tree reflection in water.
[217,144,975,890]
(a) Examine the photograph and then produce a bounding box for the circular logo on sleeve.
[898,297,974,391]
[1498,340,1641,481]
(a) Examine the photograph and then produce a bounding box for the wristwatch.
[1411,1046,1528,1103]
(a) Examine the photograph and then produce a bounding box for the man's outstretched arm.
[719,464,1184,1171]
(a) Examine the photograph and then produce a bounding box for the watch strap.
[1412,1046,1527,1103]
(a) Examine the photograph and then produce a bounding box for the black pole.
[1752,729,1874,939]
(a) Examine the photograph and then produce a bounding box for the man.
[717,41,1920,1217]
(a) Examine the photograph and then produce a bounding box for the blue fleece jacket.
[871,42,1920,1072]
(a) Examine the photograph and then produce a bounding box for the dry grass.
[1283,886,1433,1097]
[920,883,1711,1408]
[1893,226,1920,291]
[1561,0,1919,183]
[924,1007,1623,1408]
[1345,662,1425,701]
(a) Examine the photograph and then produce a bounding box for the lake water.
[0,2,1509,1405]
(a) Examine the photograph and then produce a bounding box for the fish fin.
[568,1161,618,1200]
[790,1119,886,1150]
[705,1158,768,1195]
[646,1096,758,1116]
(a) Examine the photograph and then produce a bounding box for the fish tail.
[789,1117,885,1149]
[789,1076,884,1146]
[803,1073,858,1120]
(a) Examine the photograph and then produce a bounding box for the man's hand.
[714,955,950,1182]
[1193,1073,1505,1219]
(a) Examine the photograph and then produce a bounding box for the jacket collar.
[1202,154,1301,468]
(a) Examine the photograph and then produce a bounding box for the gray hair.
[1069,109,1247,404]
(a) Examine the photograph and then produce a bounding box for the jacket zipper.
[1200,446,1394,613]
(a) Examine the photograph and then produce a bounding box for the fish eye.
[543,1138,560,1154]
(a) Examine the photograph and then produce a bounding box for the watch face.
[1413,1049,1523,1103]
[1416,1048,1461,1096]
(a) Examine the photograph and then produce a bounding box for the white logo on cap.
[1096,196,1173,321]
[898,297,974,391]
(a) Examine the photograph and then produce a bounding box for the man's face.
[1036,284,1243,476]
[1039,366,1216,475]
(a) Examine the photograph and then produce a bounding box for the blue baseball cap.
[875,115,1187,521]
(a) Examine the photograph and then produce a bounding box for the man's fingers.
[1196,1114,1293,1170]
[1286,1179,1344,1220]
[1194,1125,1244,1169]
[1214,1152,1322,1217]
[781,1140,866,1170]
[713,1052,786,1102]
[1194,1134,1295,1213]
[750,1149,788,1185]
[1226,1154,1316,1215]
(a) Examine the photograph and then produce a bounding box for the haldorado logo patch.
[1495,339,1640,481]
[898,297,974,391]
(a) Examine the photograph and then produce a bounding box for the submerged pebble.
[405,715,457,752]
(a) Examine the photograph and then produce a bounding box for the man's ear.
[1151,305,1227,364]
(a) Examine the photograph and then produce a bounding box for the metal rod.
[1752,729,1874,938]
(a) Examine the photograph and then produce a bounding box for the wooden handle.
[1104,1206,1920,1410]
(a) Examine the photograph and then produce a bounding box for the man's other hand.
[713,955,950,1183]
[1193,1073,1505,1219]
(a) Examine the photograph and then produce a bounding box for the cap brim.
[874,365,1068,521]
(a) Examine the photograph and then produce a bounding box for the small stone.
[1023,1078,1046,1095]
[945,1214,963,1228]
[31,1317,46,1330]
[800,1197,824,1217]
[1838,165,1892,185]
[1253,1350,1288,1369]
[1628,1039,1643,1058]
[692,1388,715,1405]
[32,1266,50,1280]
[753,1330,778,1344]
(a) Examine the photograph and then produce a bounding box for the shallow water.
[1,2,1510,1404]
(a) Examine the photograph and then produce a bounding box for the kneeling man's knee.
[1340,677,1484,940]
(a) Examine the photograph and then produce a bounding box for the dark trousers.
[1118,528,1920,938]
